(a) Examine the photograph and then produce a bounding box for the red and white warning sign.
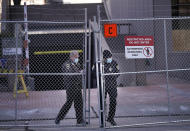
[125,36,154,59]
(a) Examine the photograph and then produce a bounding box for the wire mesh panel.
[0,22,20,125]
[99,18,190,128]
[166,18,190,121]
[20,21,86,126]
[0,18,88,127]
[0,74,16,125]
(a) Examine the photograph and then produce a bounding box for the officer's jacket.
[104,60,120,87]
[62,60,82,89]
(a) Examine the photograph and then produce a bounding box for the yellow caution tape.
[34,50,83,55]
[0,69,24,73]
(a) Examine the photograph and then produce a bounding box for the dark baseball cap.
[103,50,112,59]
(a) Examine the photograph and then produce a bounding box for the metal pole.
[99,21,106,130]
[97,5,107,126]
[97,4,105,128]
[93,16,103,128]
[24,2,29,73]
[83,8,88,125]
[88,20,92,124]
[163,20,171,119]
[94,17,101,127]
[97,5,101,32]
[15,24,19,125]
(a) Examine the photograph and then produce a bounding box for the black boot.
[55,117,60,125]
[107,118,117,126]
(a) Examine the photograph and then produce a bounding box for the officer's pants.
[105,86,117,120]
[57,87,83,123]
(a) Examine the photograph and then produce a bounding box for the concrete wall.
[153,0,171,71]
[103,0,112,19]
[103,0,154,86]
[107,0,153,19]
[153,0,171,17]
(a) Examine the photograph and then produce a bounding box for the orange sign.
[104,24,117,38]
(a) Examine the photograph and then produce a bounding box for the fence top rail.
[9,6,86,11]
[103,68,190,76]
[0,72,83,76]
[100,16,190,22]
[12,7,85,11]
[0,20,85,24]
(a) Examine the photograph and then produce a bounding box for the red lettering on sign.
[125,36,154,46]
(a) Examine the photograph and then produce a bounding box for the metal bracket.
[100,110,104,112]
[86,33,91,37]
[93,30,100,33]
[85,33,91,37]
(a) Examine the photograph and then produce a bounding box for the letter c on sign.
[109,27,113,34]
[104,24,117,38]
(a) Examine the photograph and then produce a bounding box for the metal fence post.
[163,19,171,120]
[24,2,29,73]
[87,19,92,124]
[97,5,105,128]
[83,8,88,125]
[15,23,19,125]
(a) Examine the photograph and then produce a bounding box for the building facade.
[103,0,190,86]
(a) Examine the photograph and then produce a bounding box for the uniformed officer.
[55,50,85,125]
[103,50,120,126]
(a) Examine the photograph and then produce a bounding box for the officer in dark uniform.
[55,50,84,125]
[103,50,120,126]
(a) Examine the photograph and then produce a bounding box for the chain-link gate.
[96,7,190,128]
[2,5,190,130]
[0,8,93,128]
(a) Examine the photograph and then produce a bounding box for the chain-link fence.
[0,9,92,127]
[2,6,190,130]
[96,17,190,128]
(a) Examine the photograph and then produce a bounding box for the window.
[172,0,190,51]
[172,0,190,16]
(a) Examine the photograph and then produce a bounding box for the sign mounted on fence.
[104,24,117,38]
[3,48,22,55]
[125,36,154,59]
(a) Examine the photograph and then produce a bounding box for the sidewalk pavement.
[1,123,190,131]
[1,74,190,130]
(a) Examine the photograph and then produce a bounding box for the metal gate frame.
[96,5,190,129]
[0,8,90,128]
